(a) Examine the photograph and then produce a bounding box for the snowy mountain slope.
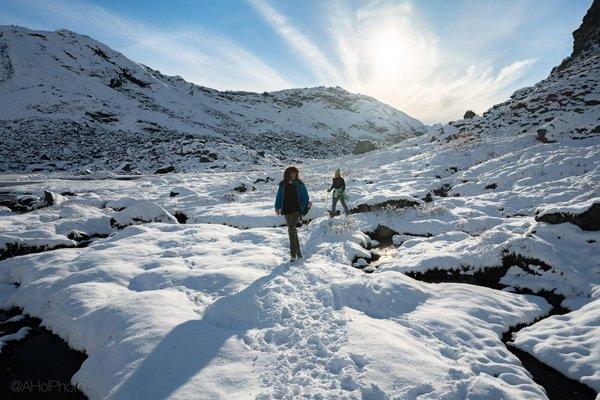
[0,25,425,173]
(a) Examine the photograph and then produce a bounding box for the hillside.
[0,26,425,173]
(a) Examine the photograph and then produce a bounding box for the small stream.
[0,308,88,399]
[357,224,598,400]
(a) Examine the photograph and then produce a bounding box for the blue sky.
[0,0,592,123]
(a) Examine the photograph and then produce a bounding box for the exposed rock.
[119,163,133,172]
[536,202,600,231]
[173,211,188,224]
[169,186,199,198]
[155,166,177,174]
[351,199,420,213]
[233,184,248,193]
[44,190,65,207]
[67,230,91,242]
[433,184,452,197]
[85,110,119,123]
[110,202,178,229]
[422,192,433,203]
[463,110,477,119]
[352,140,377,155]
[554,0,600,72]
[254,177,274,184]
[0,242,74,261]
[233,183,255,193]
[536,128,555,143]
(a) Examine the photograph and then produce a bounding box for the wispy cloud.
[0,0,291,91]
[246,0,341,83]
[250,0,539,123]
[1,0,550,123]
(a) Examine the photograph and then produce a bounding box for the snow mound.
[110,202,178,228]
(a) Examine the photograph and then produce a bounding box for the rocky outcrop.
[554,0,600,72]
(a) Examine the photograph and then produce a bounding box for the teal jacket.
[275,180,309,214]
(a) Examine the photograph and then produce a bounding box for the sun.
[370,26,413,76]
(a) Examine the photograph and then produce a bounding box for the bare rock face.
[572,0,600,59]
[554,0,600,72]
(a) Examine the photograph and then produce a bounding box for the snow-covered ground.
[0,211,553,399]
[0,119,597,398]
[0,1,599,399]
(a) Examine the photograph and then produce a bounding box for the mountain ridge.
[0,25,425,173]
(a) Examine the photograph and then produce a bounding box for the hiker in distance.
[275,166,311,262]
[327,169,350,216]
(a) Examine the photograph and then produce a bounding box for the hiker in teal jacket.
[327,169,349,216]
[275,166,311,261]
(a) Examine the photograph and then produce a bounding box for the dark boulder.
[155,166,177,174]
[463,110,477,119]
[233,183,255,193]
[173,211,188,224]
[44,190,57,206]
[353,140,377,155]
[536,128,555,143]
[120,163,133,172]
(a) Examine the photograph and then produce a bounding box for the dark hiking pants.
[332,196,349,214]
[284,211,301,258]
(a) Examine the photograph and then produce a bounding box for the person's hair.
[335,169,341,178]
[283,166,300,181]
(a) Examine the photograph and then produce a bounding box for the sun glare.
[371,28,410,75]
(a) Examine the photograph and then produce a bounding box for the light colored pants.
[284,211,301,258]
[332,196,349,214]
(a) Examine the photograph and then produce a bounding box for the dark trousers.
[284,211,301,258]
[332,196,349,214]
